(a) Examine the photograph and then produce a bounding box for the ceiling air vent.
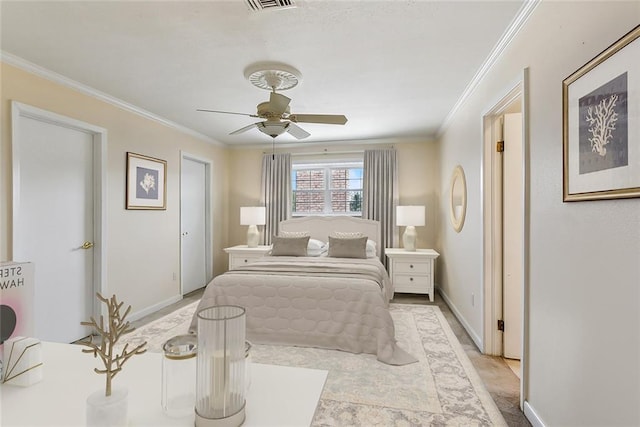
[245,0,296,12]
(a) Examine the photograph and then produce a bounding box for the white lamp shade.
[396,205,425,226]
[240,207,266,225]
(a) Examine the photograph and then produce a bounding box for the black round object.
[0,304,17,344]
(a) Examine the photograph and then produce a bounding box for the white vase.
[86,387,128,427]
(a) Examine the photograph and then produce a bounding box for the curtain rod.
[261,146,395,156]
[291,150,364,156]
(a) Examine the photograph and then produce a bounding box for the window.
[292,161,363,216]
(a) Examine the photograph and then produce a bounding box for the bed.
[189,216,416,365]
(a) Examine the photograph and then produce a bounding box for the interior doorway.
[11,101,106,343]
[180,153,213,295]
[481,70,528,408]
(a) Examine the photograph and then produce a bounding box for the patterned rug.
[119,302,506,426]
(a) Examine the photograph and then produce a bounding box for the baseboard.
[129,295,182,322]
[524,400,546,427]
[437,288,483,350]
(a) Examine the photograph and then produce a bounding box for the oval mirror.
[449,165,467,233]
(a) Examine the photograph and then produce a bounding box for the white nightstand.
[224,245,271,270]
[385,248,440,302]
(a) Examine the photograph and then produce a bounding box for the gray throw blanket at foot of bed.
[189,257,417,366]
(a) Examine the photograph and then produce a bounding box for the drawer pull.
[410,264,414,269]
[244,259,249,263]
[409,277,413,281]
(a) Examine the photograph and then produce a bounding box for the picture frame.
[126,152,167,210]
[562,25,640,202]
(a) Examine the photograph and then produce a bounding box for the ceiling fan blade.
[269,92,291,116]
[288,114,348,125]
[197,109,258,118]
[286,123,311,139]
[229,123,258,135]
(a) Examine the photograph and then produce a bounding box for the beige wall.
[437,2,640,425]
[227,141,440,251]
[1,63,229,317]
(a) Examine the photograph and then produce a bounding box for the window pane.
[330,190,363,213]
[296,169,324,190]
[291,163,363,216]
[293,191,324,213]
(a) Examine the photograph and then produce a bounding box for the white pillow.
[366,240,377,258]
[307,238,328,256]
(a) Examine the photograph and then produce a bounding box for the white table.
[0,342,327,426]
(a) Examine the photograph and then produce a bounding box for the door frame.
[180,152,213,293]
[11,101,108,319]
[480,69,529,408]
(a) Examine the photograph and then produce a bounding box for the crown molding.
[1,51,224,147]
[437,0,541,137]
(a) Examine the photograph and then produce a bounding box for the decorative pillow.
[327,236,368,259]
[366,239,377,258]
[270,236,310,256]
[279,230,311,238]
[330,231,365,239]
[307,238,328,257]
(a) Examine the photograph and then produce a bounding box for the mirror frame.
[449,165,467,233]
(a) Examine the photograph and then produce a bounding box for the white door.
[181,157,208,294]
[14,115,94,343]
[502,112,523,360]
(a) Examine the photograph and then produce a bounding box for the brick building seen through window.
[292,163,363,216]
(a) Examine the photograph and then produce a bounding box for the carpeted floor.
[119,301,506,426]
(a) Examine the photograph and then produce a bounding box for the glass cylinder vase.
[162,334,197,418]
[195,305,246,427]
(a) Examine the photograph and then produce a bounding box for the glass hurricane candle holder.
[195,305,246,427]
[162,334,197,418]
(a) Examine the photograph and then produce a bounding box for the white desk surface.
[0,341,328,426]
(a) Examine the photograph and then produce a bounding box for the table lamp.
[396,205,425,251]
[240,206,266,248]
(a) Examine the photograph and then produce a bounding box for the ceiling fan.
[197,66,348,139]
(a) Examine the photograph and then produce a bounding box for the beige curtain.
[362,148,399,265]
[261,153,291,244]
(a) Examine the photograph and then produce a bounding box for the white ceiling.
[1,0,526,147]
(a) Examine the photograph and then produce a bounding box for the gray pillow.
[270,235,310,256]
[327,236,368,259]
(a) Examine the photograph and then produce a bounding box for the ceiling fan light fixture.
[257,121,288,138]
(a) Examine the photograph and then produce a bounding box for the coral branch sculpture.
[79,293,147,396]
[585,94,619,157]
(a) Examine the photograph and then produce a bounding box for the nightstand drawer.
[393,260,430,275]
[394,274,431,293]
[230,254,264,269]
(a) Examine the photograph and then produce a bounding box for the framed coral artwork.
[126,152,167,210]
[563,25,640,201]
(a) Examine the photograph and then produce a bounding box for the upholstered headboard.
[279,216,382,257]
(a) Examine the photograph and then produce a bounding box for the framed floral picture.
[126,152,167,210]
[563,25,640,201]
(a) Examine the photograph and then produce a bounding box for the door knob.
[81,241,94,250]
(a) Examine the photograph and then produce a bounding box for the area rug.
[119,302,506,426]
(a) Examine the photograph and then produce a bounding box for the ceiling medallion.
[244,63,302,91]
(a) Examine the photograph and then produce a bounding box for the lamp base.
[402,226,417,251]
[246,225,259,248]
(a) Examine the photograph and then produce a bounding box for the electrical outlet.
[172,272,177,281]
[471,293,475,307]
